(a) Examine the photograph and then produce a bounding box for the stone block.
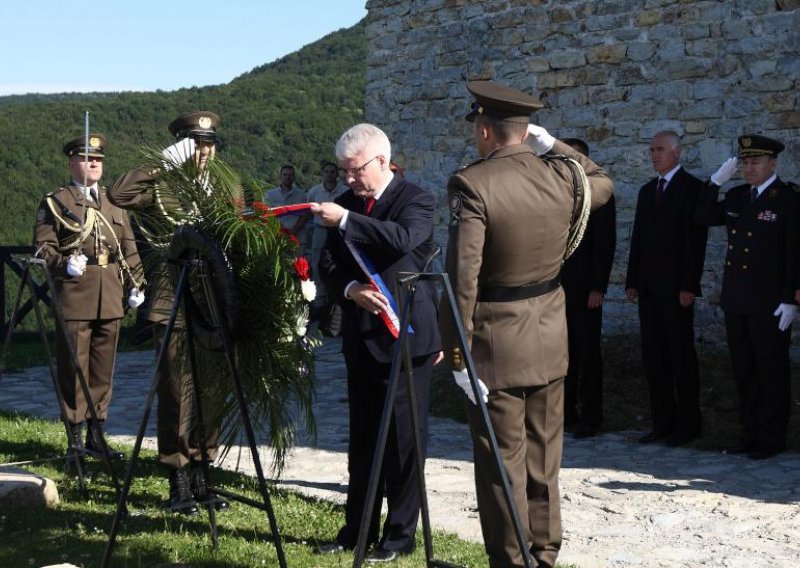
[777,0,800,8]
[527,56,550,73]
[627,42,656,62]
[635,10,661,27]
[550,50,586,69]
[664,57,711,79]
[0,466,59,512]
[684,121,707,134]
[586,43,628,64]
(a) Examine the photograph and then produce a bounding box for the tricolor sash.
[344,240,413,339]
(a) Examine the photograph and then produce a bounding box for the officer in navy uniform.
[34,134,143,463]
[696,134,798,460]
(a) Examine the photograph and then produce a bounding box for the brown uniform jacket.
[439,141,614,389]
[108,168,175,324]
[34,184,142,321]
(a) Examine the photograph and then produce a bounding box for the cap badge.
[742,137,751,148]
[89,136,101,148]
[198,116,212,129]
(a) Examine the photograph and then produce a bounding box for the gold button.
[726,261,731,266]
[732,229,737,234]
[744,248,749,253]
[728,245,733,250]
[742,265,748,270]
[747,232,753,237]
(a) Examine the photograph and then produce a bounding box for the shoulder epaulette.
[454,158,485,174]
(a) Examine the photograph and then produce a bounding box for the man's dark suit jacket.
[626,167,708,296]
[320,175,441,361]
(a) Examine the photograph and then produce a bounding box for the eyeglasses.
[339,156,379,178]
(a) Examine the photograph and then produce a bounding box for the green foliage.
[0,411,491,568]
[129,148,317,473]
[0,21,366,247]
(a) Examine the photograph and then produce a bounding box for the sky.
[0,1,367,96]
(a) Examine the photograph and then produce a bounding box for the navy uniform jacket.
[696,178,799,315]
[626,167,708,297]
[319,175,441,363]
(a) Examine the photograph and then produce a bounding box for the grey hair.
[654,130,682,149]
[335,123,392,163]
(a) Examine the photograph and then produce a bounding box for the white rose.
[301,280,317,302]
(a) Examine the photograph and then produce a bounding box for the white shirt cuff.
[339,209,350,231]
[344,280,359,299]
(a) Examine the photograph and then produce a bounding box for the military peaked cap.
[63,133,106,158]
[465,80,543,124]
[168,111,221,141]
[738,134,784,158]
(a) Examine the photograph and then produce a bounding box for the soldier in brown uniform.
[34,134,143,462]
[109,111,229,515]
[439,80,614,568]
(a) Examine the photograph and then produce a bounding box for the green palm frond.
[133,147,317,474]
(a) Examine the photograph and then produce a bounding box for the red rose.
[294,257,310,281]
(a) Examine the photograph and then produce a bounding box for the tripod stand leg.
[440,274,533,568]
[101,264,189,568]
[203,260,288,568]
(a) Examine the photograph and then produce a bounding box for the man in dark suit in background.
[561,138,616,438]
[696,135,798,460]
[626,130,708,447]
[311,123,441,563]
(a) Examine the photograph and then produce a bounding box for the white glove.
[66,253,88,277]
[526,124,555,156]
[773,303,797,332]
[452,369,489,405]
[127,287,145,308]
[710,157,737,186]
[161,137,196,170]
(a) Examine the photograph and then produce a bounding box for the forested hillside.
[0,21,366,245]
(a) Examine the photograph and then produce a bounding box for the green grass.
[0,410,491,568]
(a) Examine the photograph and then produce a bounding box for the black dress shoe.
[315,542,348,555]
[663,431,700,447]
[727,439,757,454]
[638,431,669,444]
[748,446,784,460]
[573,425,598,439]
[366,542,415,563]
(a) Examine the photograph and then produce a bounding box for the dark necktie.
[365,197,376,215]
[655,178,666,206]
[751,186,758,202]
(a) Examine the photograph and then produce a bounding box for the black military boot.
[85,420,125,461]
[189,460,229,511]
[64,422,85,473]
[167,467,199,516]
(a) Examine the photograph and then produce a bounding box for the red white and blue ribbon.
[268,203,313,217]
[345,240,413,339]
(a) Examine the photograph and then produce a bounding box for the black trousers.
[724,312,791,451]
[337,340,433,552]
[564,293,604,429]
[637,290,701,436]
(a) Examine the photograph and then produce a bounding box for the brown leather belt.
[478,274,561,302]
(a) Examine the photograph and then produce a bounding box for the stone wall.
[363,0,800,341]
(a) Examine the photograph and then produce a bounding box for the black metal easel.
[101,256,287,568]
[1,257,126,499]
[351,271,534,568]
